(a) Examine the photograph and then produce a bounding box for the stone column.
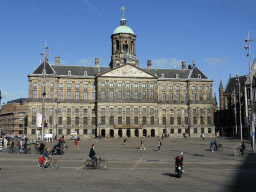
[139,129,143,137]
[122,129,126,137]
[130,129,135,137]
[114,129,118,137]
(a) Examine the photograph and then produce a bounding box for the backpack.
[39,157,44,164]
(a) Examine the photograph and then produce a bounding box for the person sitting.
[43,147,51,166]
[240,141,246,153]
[89,144,97,167]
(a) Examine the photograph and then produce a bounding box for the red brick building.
[0,98,28,136]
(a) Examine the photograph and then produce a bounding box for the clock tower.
[110,7,139,68]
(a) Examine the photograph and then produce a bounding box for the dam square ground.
[1,136,256,192]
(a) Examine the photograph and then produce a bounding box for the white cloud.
[204,55,229,67]
[152,58,182,69]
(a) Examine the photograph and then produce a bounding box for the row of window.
[31,116,211,126]
[162,93,210,102]
[31,128,94,135]
[168,128,212,134]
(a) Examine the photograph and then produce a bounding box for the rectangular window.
[162,109,166,113]
[92,108,96,114]
[176,86,180,91]
[150,83,154,88]
[177,117,181,125]
[67,83,72,88]
[83,129,88,134]
[162,93,166,101]
[32,129,36,134]
[118,83,122,87]
[75,117,79,125]
[109,82,114,87]
[109,90,114,99]
[118,108,122,112]
[150,91,154,99]
[184,94,187,101]
[59,83,63,88]
[75,108,79,113]
[134,91,138,99]
[83,117,88,125]
[185,117,188,125]
[84,84,88,89]
[58,117,62,125]
[84,92,88,100]
[101,116,105,125]
[126,116,130,125]
[142,116,146,125]
[109,108,114,112]
[142,91,146,99]
[163,129,166,134]
[59,91,63,100]
[118,91,122,99]
[126,108,130,112]
[33,82,37,87]
[32,116,36,124]
[150,116,154,125]
[49,116,52,125]
[162,117,166,125]
[75,129,79,135]
[194,128,197,134]
[83,109,87,114]
[118,116,122,125]
[192,86,195,91]
[200,116,204,125]
[92,129,95,134]
[207,117,211,125]
[126,83,130,87]
[142,83,146,88]
[109,116,114,125]
[32,91,37,98]
[162,85,165,90]
[206,86,209,91]
[201,128,204,133]
[50,82,53,87]
[142,108,146,113]
[199,93,203,101]
[193,109,196,113]
[193,117,197,125]
[92,117,96,125]
[101,108,105,113]
[134,116,138,125]
[76,84,80,88]
[101,90,105,99]
[169,93,173,101]
[176,93,180,101]
[178,129,182,134]
[169,86,173,91]
[192,93,196,101]
[101,82,105,87]
[92,92,96,100]
[67,117,71,125]
[32,108,37,112]
[67,91,71,100]
[50,91,53,99]
[92,84,95,89]
[171,129,174,134]
[208,128,211,133]
[206,94,210,101]
[126,91,130,99]
[67,129,71,134]
[134,83,138,88]
[150,108,154,113]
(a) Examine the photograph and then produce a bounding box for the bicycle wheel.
[219,146,224,151]
[27,148,31,154]
[84,160,91,169]
[51,159,59,169]
[12,148,18,154]
[234,149,239,156]
[99,160,108,170]
[38,163,44,168]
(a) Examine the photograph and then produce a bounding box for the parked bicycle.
[84,156,108,170]
[20,147,31,154]
[38,155,59,169]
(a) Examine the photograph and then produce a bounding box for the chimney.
[95,58,99,66]
[182,61,186,70]
[188,65,192,69]
[147,60,152,69]
[55,56,60,65]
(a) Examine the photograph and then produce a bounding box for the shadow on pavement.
[226,152,256,191]
[162,173,177,178]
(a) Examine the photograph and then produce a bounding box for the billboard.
[37,113,42,127]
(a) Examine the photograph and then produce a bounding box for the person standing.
[140,138,145,150]
[74,137,79,149]
[202,133,205,140]
[123,136,126,145]
[158,139,161,152]
[214,139,218,151]
[162,135,164,141]
[211,140,215,152]
[17,141,21,154]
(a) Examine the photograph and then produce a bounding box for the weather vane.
[121,6,125,18]
[192,59,196,65]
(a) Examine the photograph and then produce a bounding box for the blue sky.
[1,0,256,106]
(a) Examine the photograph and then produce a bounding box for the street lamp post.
[244,31,255,151]
[236,74,243,141]
[234,88,237,137]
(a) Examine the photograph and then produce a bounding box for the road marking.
[131,157,144,171]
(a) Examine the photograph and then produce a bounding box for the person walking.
[202,133,205,140]
[162,135,164,141]
[123,136,126,145]
[74,137,79,149]
[16,141,21,154]
[140,138,145,150]
[158,139,161,152]
[214,139,218,151]
[211,140,215,152]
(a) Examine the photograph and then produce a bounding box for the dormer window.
[84,71,87,76]
[197,74,201,79]
[161,73,165,78]
[175,74,179,78]
[68,70,71,76]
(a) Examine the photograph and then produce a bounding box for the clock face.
[123,39,128,45]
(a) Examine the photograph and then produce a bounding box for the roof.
[219,79,224,89]
[225,75,247,93]
[113,26,134,35]
[142,68,191,79]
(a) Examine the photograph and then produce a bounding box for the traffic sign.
[253,132,255,136]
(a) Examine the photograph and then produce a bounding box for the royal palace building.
[27,9,217,139]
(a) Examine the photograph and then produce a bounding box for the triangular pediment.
[100,64,155,78]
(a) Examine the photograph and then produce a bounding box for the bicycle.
[234,148,247,156]
[38,155,59,169]
[218,144,224,151]
[84,156,108,170]
[9,147,18,154]
[20,147,31,154]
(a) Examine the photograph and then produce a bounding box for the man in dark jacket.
[89,144,97,166]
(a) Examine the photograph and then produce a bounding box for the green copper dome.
[113,26,134,35]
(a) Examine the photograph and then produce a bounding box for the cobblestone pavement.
[0,137,256,192]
